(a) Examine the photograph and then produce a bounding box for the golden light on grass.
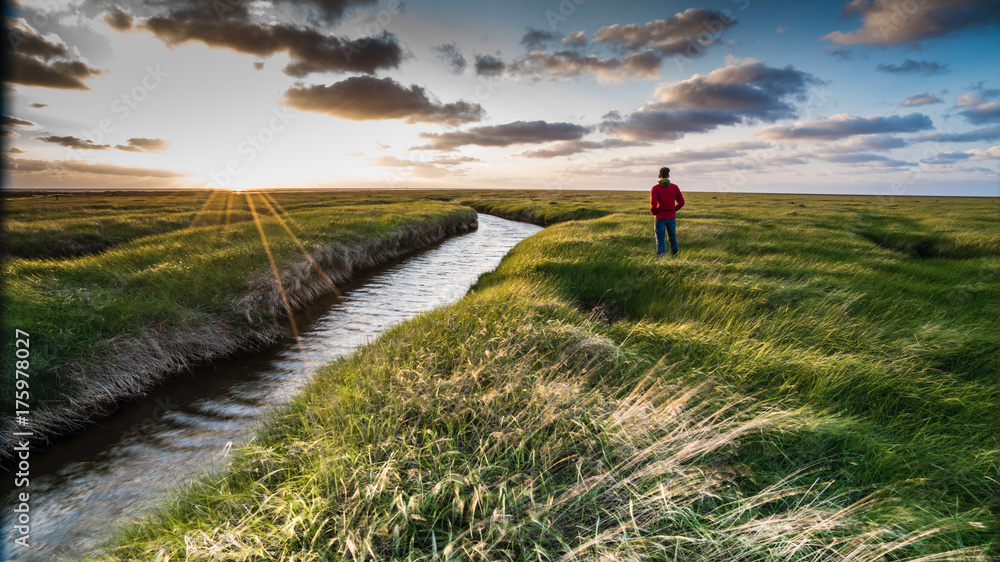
[256,191,341,298]
[262,191,303,233]
[222,190,235,236]
[244,191,307,363]
[188,190,222,228]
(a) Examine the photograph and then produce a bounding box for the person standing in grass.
[650,167,685,256]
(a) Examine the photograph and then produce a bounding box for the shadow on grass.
[855,214,998,260]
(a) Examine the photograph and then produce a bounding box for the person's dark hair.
[659,167,670,178]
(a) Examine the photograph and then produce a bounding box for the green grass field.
[81,190,997,560]
[1,190,476,439]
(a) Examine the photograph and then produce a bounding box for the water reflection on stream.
[1,214,541,561]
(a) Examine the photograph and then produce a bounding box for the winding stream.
[1,213,541,561]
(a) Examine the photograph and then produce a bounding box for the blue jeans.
[655,218,678,256]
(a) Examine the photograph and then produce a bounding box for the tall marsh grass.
[105,281,987,560]
[10,190,994,559]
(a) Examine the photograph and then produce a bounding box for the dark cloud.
[115,137,170,152]
[824,0,1000,46]
[901,93,943,106]
[516,138,650,158]
[12,54,107,90]
[3,115,37,128]
[469,9,736,83]
[474,54,507,77]
[34,135,111,150]
[415,120,591,151]
[954,90,1000,125]
[922,146,1000,164]
[510,50,662,82]
[432,43,467,74]
[8,19,67,59]
[602,109,743,142]
[521,28,560,50]
[876,59,949,76]
[495,8,737,82]
[562,31,588,47]
[829,135,909,151]
[104,7,134,31]
[15,2,116,63]
[602,59,824,141]
[7,147,27,154]
[910,124,1000,143]
[759,113,933,141]
[253,61,265,70]
[959,103,1000,125]
[813,152,915,166]
[8,158,182,176]
[282,76,485,125]
[651,60,823,118]
[7,18,106,90]
[7,157,191,188]
[593,8,737,56]
[134,5,402,77]
[30,103,48,108]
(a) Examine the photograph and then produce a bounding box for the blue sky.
[4,0,999,195]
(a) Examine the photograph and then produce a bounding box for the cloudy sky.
[4,0,999,195]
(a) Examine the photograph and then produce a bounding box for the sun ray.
[222,190,236,238]
[257,191,342,299]
[262,191,303,233]
[245,192,308,365]
[188,190,222,228]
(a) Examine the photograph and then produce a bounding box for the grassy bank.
[3,191,214,258]
[103,191,997,560]
[1,190,477,449]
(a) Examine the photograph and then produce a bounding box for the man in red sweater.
[649,167,685,256]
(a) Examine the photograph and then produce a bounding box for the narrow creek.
[1,213,542,561]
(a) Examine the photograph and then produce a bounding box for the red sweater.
[650,181,684,219]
